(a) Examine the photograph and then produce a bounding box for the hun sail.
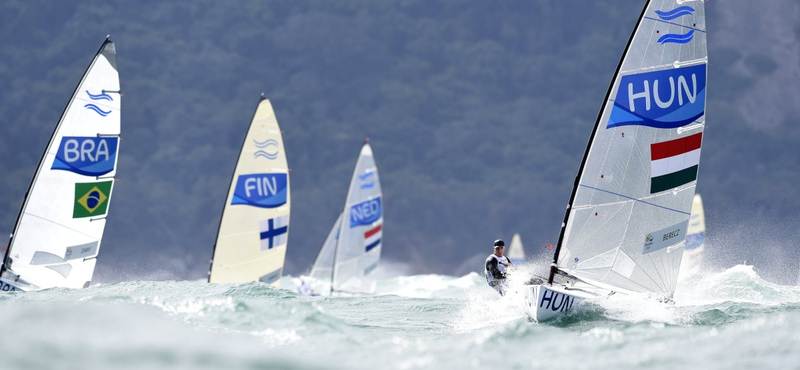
[331,143,383,295]
[551,0,708,299]
[208,97,290,286]
[0,38,121,291]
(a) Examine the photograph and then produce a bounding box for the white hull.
[0,276,35,292]
[522,284,587,322]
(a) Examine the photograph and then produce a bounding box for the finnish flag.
[259,215,289,251]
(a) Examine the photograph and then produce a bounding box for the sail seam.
[643,17,706,33]
[22,213,96,238]
[578,184,690,215]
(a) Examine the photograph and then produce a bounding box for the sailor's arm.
[486,258,505,279]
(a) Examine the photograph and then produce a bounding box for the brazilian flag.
[73,181,113,218]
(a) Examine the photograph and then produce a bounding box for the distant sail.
[331,143,383,295]
[208,97,290,286]
[679,193,706,278]
[308,212,342,282]
[1,38,121,291]
[507,233,526,265]
[685,194,705,251]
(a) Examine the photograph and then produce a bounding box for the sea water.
[1,264,799,370]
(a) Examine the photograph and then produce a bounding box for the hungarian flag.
[650,133,702,194]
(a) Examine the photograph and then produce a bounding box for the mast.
[2,37,116,276]
[548,1,652,284]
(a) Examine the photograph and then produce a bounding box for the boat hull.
[522,284,584,322]
[0,277,31,292]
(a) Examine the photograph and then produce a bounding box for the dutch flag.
[364,224,382,252]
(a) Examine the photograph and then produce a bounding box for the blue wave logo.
[86,90,114,101]
[84,104,112,117]
[359,171,375,189]
[658,30,695,45]
[231,173,288,208]
[253,139,279,160]
[607,64,706,130]
[350,197,382,227]
[51,137,119,176]
[655,6,694,21]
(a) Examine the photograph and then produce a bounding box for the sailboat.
[306,142,383,295]
[523,0,708,321]
[507,233,526,266]
[208,96,290,286]
[680,193,705,275]
[305,213,342,293]
[0,38,121,292]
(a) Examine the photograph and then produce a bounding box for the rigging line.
[578,184,691,215]
[606,265,652,292]
[642,250,669,296]
[659,250,672,295]
[643,16,707,33]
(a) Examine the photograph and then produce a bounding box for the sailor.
[297,277,319,296]
[485,239,513,295]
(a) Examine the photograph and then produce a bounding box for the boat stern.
[523,284,583,322]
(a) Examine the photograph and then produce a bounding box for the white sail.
[552,0,708,299]
[208,97,290,286]
[508,233,526,265]
[0,38,121,291]
[685,194,705,251]
[679,193,705,278]
[331,143,383,295]
[308,212,342,282]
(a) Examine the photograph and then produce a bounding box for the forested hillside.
[1,1,799,284]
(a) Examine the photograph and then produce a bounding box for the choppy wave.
[1,265,799,369]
